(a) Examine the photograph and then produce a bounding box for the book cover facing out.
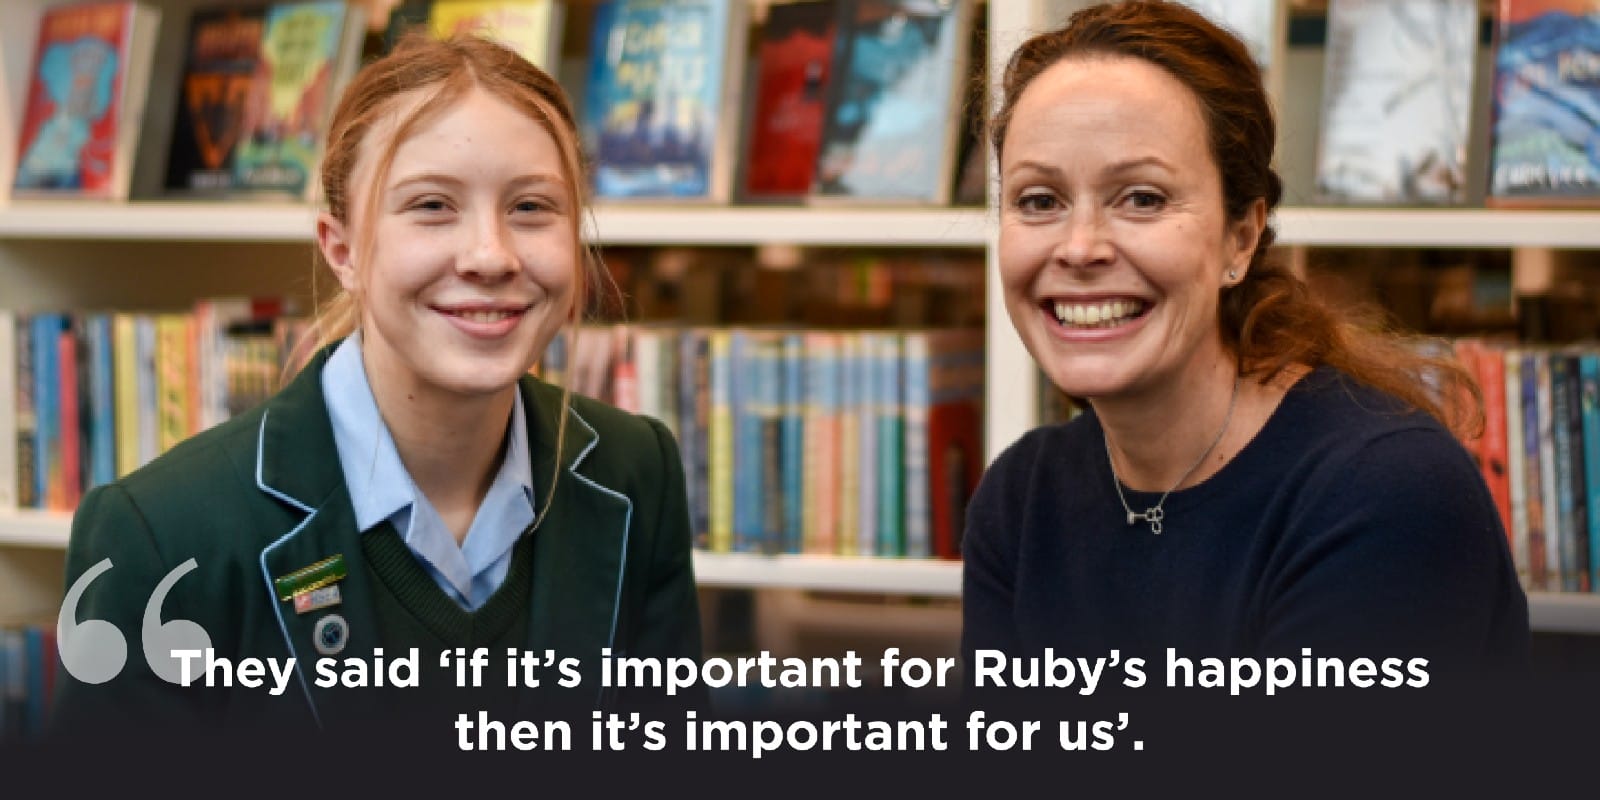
[584,0,737,200]
[165,6,266,193]
[231,2,349,197]
[1489,0,1600,205]
[815,0,970,203]
[427,0,561,68]
[13,2,136,197]
[1315,0,1479,204]
[743,0,835,199]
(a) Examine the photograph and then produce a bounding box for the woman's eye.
[1014,191,1059,213]
[1124,190,1166,211]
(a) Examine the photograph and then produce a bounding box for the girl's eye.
[512,199,548,214]
[409,197,450,213]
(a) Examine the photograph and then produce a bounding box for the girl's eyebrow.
[388,171,569,191]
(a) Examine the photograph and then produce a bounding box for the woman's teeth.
[1052,300,1144,328]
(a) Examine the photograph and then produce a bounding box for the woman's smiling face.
[998,55,1259,403]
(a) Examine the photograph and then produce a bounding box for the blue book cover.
[1488,1,1600,203]
[1581,353,1600,589]
[815,0,972,203]
[232,2,351,196]
[730,330,760,552]
[584,0,742,200]
[87,314,116,489]
[31,315,61,511]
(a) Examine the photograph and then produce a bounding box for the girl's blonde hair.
[298,33,601,517]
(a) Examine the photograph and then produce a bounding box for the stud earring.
[1227,270,1238,281]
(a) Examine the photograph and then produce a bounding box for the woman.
[54,35,701,734]
[964,1,1526,677]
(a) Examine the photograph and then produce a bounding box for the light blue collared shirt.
[322,334,536,611]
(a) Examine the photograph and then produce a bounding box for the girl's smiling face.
[320,85,577,403]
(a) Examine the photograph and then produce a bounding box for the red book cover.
[13,2,138,196]
[1479,345,1514,544]
[929,401,980,560]
[743,1,834,198]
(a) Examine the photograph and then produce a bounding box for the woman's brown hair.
[991,0,1480,436]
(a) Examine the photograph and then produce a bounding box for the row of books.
[0,304,301,512]
[0,626,54,742]
[541,325,985,559]
[1225,0,1598,206]
[0,306,985,561]
[1455,341,1600,593]
[13,0,985,206]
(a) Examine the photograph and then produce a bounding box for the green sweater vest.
[359,525,536,717]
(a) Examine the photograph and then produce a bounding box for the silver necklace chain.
[1104,376,1240,535]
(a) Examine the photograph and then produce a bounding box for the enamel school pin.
[275,554,347,615]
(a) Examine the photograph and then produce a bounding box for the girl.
[55,35,701,734]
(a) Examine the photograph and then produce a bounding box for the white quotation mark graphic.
[57,557,214,685]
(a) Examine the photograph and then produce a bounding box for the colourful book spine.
[157,315,191,454]
[56,325,81,511]
[756,334,785,554]
[1505,348,1529,587]
[679,330,710,549]
[856,332,880,557]
[1522,352,1549,589]
[0,312,14,510]
[1580,353,1600,591]
[730,330,761,552]
[927,330,984,560]
[112,314,139,477]
[32,315,61,512]
[708,330,733,553]
[87,314,116,490]
[836,332,860,556]
[902,332,931,559]
[780,332,805,554]
[15,316,37,509]
[1478,344,1513,544]
[802,332,839,554]
[1551,354,1580,590]
[877,332,904,558]
[135,316,159,468]
[1561,353,1590,591]
[1537,354,1561,590]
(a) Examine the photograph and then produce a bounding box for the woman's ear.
[1226,197,1268,283]
[316,211,360,292]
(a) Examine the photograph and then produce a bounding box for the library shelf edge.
[4,204,1600,249]
[0,508,962,596]
[3,508,1599,626]
[0,203,993,248]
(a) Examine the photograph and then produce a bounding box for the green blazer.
[54,345,702,733]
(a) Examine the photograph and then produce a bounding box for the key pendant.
[1141,507,1164,535]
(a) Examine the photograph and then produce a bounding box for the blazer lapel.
[519,381,632,712]
[253,346,385,728]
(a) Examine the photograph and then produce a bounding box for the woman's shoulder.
[1276,365,1462,453]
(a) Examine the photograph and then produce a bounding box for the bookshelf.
[3,1,1600,636]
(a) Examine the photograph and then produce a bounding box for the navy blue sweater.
[962,367,1529,678]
